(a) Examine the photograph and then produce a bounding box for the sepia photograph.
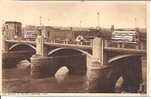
[0,0,148,96]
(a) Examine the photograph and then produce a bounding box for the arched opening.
[9,43,36,52]
[8,43,36,68]
[48,48,88,77]
[109,55,142,93]
[48,47,92,57]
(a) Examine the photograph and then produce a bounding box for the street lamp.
[97,12,100,29]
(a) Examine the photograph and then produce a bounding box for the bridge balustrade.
[45,39,92,46]
[4,37,145,50]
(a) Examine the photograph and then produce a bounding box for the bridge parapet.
[5,37,145,50]
[46,39,92,46]
[5,38,146,55]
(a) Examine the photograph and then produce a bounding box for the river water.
[2,63,87,93]
[2,57,147,93]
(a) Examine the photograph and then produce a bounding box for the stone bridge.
[2,35,146,93]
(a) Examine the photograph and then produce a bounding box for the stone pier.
[30,33,51,78]
[87,37,112,92]
[30,55,53,78]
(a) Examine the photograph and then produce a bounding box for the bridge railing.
[5,37,93,47]
[7,37,145,50]
[104,40,145,50]
[46,39,92,46]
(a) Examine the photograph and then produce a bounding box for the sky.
[0,0,147,28]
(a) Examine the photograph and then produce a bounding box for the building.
[136,28,146,42]
[2,21,22,39]
[112,29,137,42]
[136,28,147,49]
[47,27,74,41]
[22,25,37,41]
[23,26,75,41]
[37,26,75,41]
[72,28,112,41]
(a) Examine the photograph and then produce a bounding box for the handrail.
[5,38,145,50]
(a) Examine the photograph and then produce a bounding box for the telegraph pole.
[80,20,82,28]
[40,16,42,26]
[97,12,100,29]
[134,17,137,28]
[48,18,50,26]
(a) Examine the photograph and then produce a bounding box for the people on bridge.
[75,35,85,45]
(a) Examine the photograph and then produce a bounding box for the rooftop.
[5,21,22,24]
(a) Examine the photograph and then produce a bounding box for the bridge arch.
[48,47,92,57]
[9,43,36,51]
[108,54,142,92]
[108,54,141,64]
[8,43,36,64]
[47,47,90,76]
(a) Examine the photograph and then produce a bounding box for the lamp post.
[97,12,100,29]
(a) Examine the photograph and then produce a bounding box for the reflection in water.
[55,66,69,83]
[17,60,31,69]
[3,60,88,93]
[114,76,124,92]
